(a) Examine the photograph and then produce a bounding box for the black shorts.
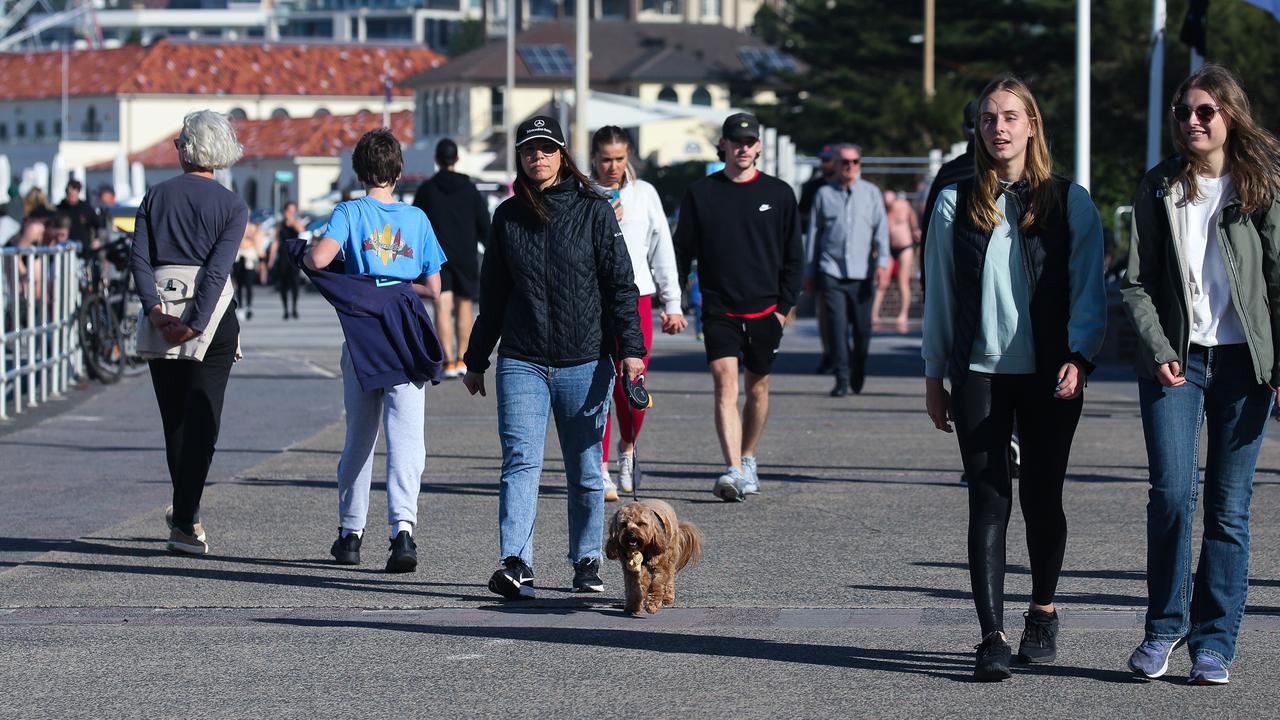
[703,313,784,375]
[439,263,478,299]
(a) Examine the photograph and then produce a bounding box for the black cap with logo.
[516,115,566,147]
[722,112,761,142]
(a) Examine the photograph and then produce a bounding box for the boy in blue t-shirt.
[305,128,447,572]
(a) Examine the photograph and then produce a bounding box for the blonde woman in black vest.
[920,76,1106,681]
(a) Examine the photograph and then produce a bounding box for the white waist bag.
[136,265,242,362]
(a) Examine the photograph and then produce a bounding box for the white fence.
[1,244,83,420]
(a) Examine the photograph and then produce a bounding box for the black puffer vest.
[949,175,1091,388]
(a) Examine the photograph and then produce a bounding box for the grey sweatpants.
[337,343,426,533]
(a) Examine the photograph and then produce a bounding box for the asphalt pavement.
[4,292,1280,718]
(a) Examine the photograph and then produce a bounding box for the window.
[82,105,102,138]
[657,85,678,103]
[53,120,62,138]
[271,108,291,119]
[490,86,504,129]
[0,124,7,141]
[700,0,719,16]
[641,0,681,15]
[16,122,26,138]
[34,121,45,139]
[228,107,248,121]
[244,177,258,209]
[314,107,331,117]
[691,86,712,106]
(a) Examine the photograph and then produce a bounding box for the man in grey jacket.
[804,143,889,396]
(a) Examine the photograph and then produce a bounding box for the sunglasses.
[1171,103,1221,124]
[840,157,861,166]
[520,141,561,157]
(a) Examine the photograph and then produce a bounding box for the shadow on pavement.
[260,617,979,681]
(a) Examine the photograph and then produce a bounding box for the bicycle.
[78,237,145,384]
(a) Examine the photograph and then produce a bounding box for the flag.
[1180,0,1209,56]
[1243,0,1280,22]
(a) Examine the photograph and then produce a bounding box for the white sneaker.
[617,452,635,494]
[603,470,619,502]
[741,456,760,495]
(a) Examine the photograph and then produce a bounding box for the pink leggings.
[603,294,653,463]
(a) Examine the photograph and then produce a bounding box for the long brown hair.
[966,75,1060,234]
[589,125,635,184]
[1170,64,1280,215]
[515,145,596,225]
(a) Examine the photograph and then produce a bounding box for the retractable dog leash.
[621,372,653,501]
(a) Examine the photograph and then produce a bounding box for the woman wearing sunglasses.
[1121,64,1280,686]
[922,75,1106,681]
[462,116,646,599]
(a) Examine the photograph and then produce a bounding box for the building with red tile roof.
[1,39,444,202]
[86,110,416,211]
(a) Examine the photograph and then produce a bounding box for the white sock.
[341,528,364,539]
[391,520,414,539]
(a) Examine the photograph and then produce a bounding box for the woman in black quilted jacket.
[462,115,645,600]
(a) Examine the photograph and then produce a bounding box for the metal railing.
[1,243,83,420]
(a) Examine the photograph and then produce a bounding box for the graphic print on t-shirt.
[363,224,415,267]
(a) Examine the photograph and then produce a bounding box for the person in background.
[23,187,53,221]
[871,189,921,334]
[800,144,837,374]
[233,222,262,321]
[0,205,19,245]
[921,99,979,292]
[589,124,686,501]
[267,201,305,320]
[412,138,490,379]
[95,186,117,245]
[55,180,99,246]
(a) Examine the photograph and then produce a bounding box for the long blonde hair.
[966,75,1060,234]
[1170,64,1280,215]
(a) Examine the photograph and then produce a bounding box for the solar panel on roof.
[738,47,797,78]
[519,45,574,77]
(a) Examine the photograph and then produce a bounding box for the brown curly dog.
[604,500,702,615]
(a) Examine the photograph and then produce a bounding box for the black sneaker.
[330,529,362,565]
[385,530,418,573]
[974,631,1013,682]
[830,379,851,397]
[572,557,605,593]
[489,556,536,599]
[1017,609,1059,663]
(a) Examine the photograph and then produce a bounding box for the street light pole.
[506,0,516,181]
[1146,0,1166,170]
[1075,0,1090,190]
[574,0,589,168]
[924,0,935,100]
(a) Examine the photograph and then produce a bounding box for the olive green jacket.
[1120,157,1280,385]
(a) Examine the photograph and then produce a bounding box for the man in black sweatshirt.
[675,112,803,503]
[412,138,492,379]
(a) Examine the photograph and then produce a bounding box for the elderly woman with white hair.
[130,110,249,555]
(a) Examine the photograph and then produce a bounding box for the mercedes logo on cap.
[534,119,546,127]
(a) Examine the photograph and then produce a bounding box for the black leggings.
[277,271,299,313]
[233,260,254,310]
[952,372,1083,636]
[148,311,239,531]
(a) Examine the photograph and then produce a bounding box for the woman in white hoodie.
[590,126,687,500]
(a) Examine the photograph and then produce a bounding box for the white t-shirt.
[1184,174,1246,347]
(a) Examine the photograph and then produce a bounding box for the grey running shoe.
[1189,653,1230,686]
[741,456,761,495]
[713,466,746,502]
[603,470,619,502]
[1127,637,1186,679]
[617,452,635,494]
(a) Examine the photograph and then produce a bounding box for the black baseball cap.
[962,99,979,138]
[516,115,566,147]
[722,112,760,142]
[817,144,835,160]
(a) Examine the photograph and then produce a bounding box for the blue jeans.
[495,356,614,568]
[1138,343,1272,664]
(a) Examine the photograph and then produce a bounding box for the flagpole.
[1075,0,1090,191]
